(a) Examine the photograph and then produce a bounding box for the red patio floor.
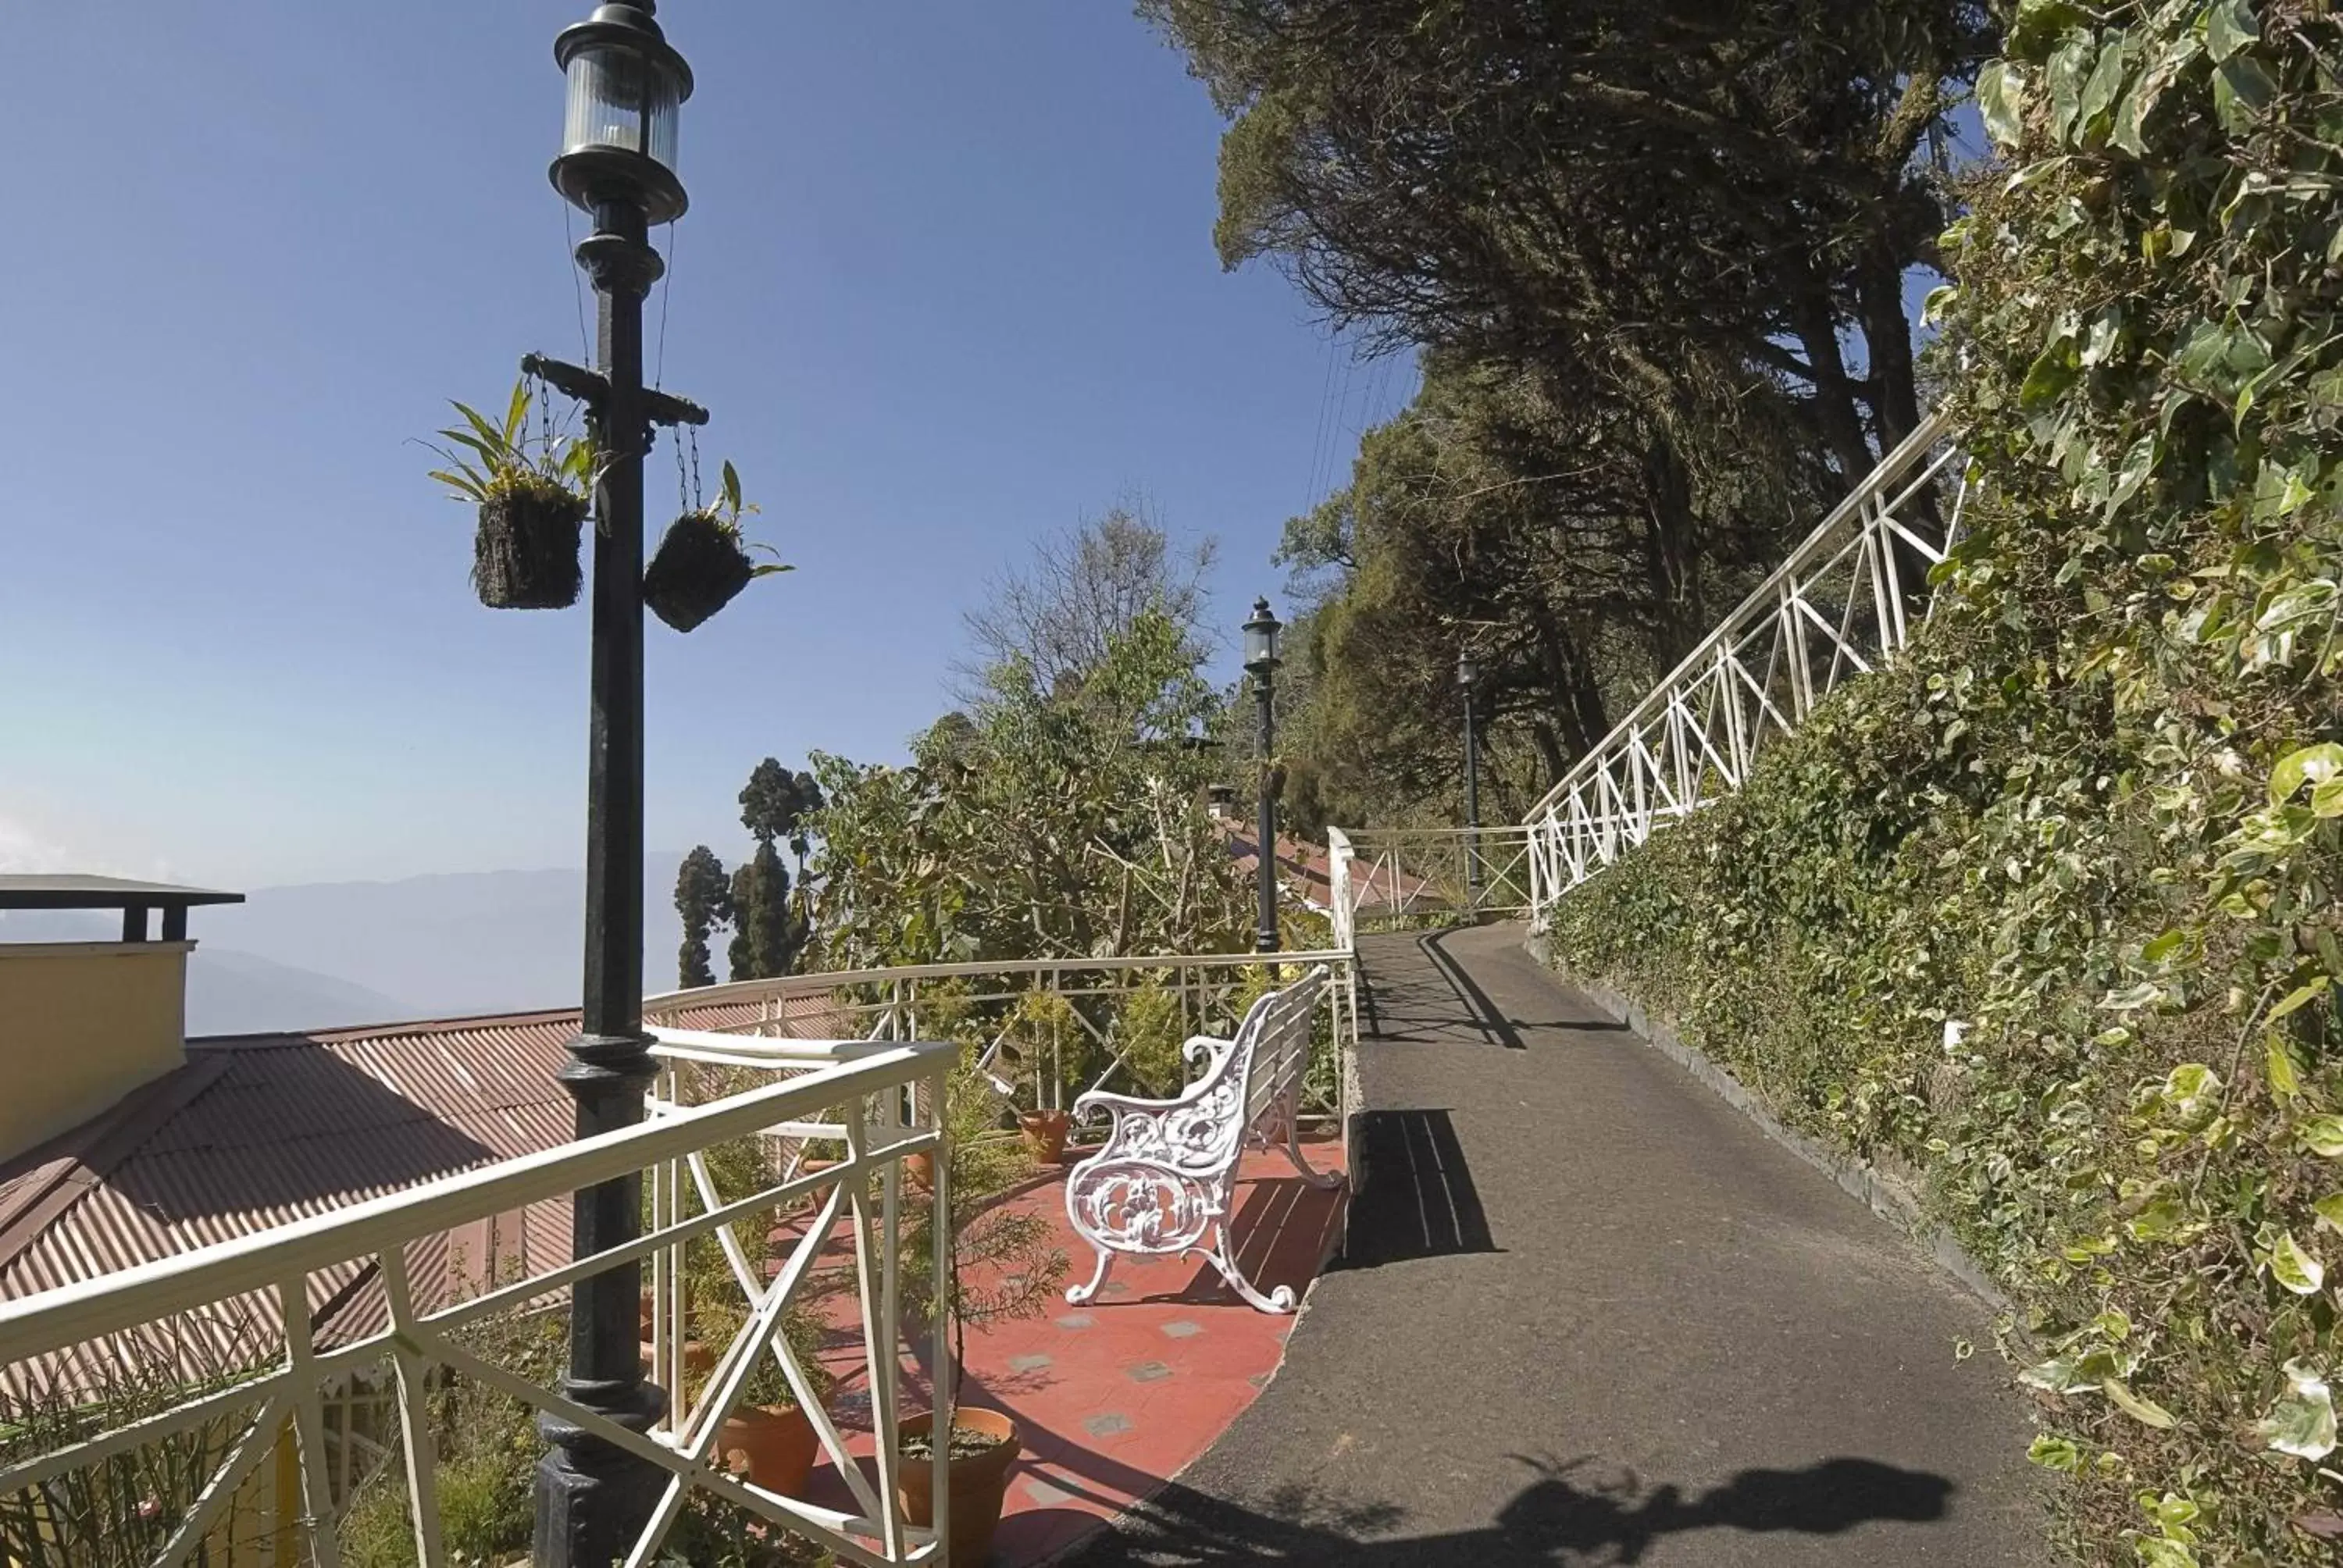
[801,1136,1349,1565]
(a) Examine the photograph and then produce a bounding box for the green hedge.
[1553,4,2343,1563]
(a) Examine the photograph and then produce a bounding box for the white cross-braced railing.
[0,1038,956,1568]
[1525,412,1970,920]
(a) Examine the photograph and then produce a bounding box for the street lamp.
[531,6,705,1564]
[1243,597,1282,954]
[1457,652,1482,913]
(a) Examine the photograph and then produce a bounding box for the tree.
[812,609,1251,971]
[958,503,1218,700]
[727,760,822,982]
[1271,352,1822,823]
[1142,0,1995,476]
[672,846,733,989]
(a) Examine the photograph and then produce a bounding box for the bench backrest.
[1236,966,1325,1131]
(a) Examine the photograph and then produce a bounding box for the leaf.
[2302,1116,2343,1157]
[2027,1434,2082,1471]
[2101,981,2163,1010]
[2270,1228,2325,1295]
[2214,54,2278,130]
[2077,33,2130,143]
[2023,1356,2095,1394]
[2269,1032,2303,1099]
[505,376,532,444]
[2205,0,2259,63]
[2313,1194,2343,1233]
[2270,743,2343,804]
[2258,1361,2338,1459]
[2102,1378,2177,1428]
[2161,1062,2221,1121]
[2270,979,2331,1025]
[1978,61,2028,148]
[722,458,742,514]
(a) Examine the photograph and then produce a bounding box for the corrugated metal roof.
[0,993,759,1397]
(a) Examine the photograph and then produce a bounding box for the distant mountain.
[184,949,414,1035]
[0,908,415,1035]
[194,855,690,1022]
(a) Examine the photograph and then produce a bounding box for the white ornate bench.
[1063,966,1343,1313]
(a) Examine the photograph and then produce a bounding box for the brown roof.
[0,993,775,1396]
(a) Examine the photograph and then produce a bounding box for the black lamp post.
[530,8,706,1564]
[1457,652,1482,913]
[1243,597,1282,954]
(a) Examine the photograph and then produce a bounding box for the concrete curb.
[1524,930,2010,1314]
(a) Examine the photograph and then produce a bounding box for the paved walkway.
[1065,924,2043,1566]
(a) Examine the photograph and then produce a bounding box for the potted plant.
[892,1060,1068,1560]
[681,1117,836,1499]
[644,460,792,632]
[1017,1107,1072,1164]
[424,377,596,610]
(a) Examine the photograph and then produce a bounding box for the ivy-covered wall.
[1550,3,2343,1563]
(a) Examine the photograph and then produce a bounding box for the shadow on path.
[1338,1108,1498,1265]
[1068,1454,1956,1566]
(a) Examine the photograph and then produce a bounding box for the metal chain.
[687,425,704,513]
[672,423,689,515]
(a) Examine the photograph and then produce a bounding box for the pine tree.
[672,846,732,988]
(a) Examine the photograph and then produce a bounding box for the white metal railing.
[1525,412,1970,919]
[1334,827,1535,922]
[0,1039,956,1568]
[647,947,1358,1122]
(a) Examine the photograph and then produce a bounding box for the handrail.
[1521,413,1969,916]
[0,1041,944,1365]
[647,946,1352,1014]
[1528,409,1956,821]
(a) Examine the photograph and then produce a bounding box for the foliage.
[339,1306,569,1568]
[1271,353,1828,829]
[728,761,824,983]
[1140,0,1992,827]
[422,377,593,508]
[694,459,794,581]
[1143,0,1991,477]
[1553,3,2343,1559]
[957,503,1219,703]
[676,844,734,989]
[0,1313,277,1568]
[809,609,1254,971]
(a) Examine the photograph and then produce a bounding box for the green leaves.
[2203,0,2259,64]
[2256,1361,2338,1460]
[1978,61,2028,148]
[421,377,589,509]
[2269,744,2343,806]
[2267,1228,2326,1295]
[2104,1377,2178,1428]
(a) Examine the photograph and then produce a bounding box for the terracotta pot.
[717,1402,822,1498]
[640,1336,715,1378]
[1018,1109,1074,1165]
[906,1151,935,1190]
[896,1408,1019,1564]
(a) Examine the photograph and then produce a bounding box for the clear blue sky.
[1,2,1411,889]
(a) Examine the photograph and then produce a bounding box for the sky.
[0,2,1412,889]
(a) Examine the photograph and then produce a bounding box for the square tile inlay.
[1125,1360,1173,1383]
[1083,1411,1132,1438]
[1007,1352,1054,1374]
[1055,1313,1097,1330]
[1161,1320,1203,1339]
[1024,1477,1077,1508]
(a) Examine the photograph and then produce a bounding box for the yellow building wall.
[0,942,189,1163]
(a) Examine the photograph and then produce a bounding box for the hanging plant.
[644,460,792,633]
[423,377,595,611]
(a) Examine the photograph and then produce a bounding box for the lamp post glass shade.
[1243,597,1282,674]
[1457,653,1478,690]
[551,5,694,224]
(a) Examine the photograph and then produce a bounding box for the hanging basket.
[644,510,755,633]
[472,481,587,610]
